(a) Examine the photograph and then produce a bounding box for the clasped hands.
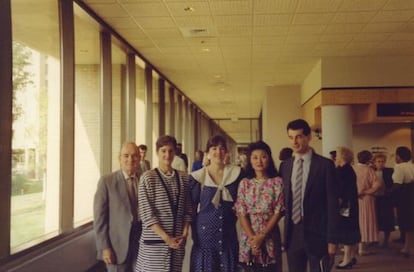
[165,235,187,249]
[248,233,265,256]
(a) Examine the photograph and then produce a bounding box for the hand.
[165,236,183,249]
[248,233,265,255]
[102,248,116,264]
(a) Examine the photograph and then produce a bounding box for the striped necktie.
[292,158,303,224]
[127,177,138,221]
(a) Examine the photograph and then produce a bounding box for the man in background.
[138,144,151,172]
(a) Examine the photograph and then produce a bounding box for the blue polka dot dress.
[189,166,244,272]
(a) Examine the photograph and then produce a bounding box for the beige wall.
[262,85,301,167]
[352,123,411,167]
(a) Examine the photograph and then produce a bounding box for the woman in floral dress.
[234,141,284,271]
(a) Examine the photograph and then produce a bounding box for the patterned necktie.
[292,158,303,224]
[127,177,138,221]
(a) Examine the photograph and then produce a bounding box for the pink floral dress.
[234,177,284,265]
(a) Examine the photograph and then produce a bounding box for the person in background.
[138,144,151,172]
[178,143,189,171]
[329,150,337,162]
[353,150,381,256]
[392,146,414,258]
[234,141,284,271]
[278,147,293,176]
[280,119,339,272]
[190,135,244,272]
[335,147,360,270]
[94,142,142,272]
[136,135,192,272]
[172,142,187,172]
[372,153,394,248]
[191,150,204,172]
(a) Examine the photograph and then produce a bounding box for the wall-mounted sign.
[377,103,414,117]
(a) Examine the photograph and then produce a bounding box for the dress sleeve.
[138,172,160,228]
[234,178,249,216]
[182,174,193,223]
[189,175,201,215]
[272,177,284,213]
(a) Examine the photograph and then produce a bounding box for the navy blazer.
[281,152,339,257]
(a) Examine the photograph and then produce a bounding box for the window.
[11,0,61,252]
[73,3,101,226]
[111,39,126,171]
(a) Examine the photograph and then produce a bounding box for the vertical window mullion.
[59,0,75,233]
[0,0,13,258]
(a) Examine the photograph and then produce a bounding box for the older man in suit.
[280,119,339,272]
[94,142,142,272]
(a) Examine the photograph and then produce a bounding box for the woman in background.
[190,135,244,272]
[335,147,360,269]
[234,141,284,271]
[353,150,381,256]
[372,153,394,248]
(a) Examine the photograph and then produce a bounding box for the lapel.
[115,170,131,211]
[285,157,294,203]
[304,153,318,200]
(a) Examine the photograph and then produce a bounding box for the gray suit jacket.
[93,170,135,264]
[281,152,339,257]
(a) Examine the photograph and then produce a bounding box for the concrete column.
[321,105,353,157]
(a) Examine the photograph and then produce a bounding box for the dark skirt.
[337,204,361,245]
[375,194,395,232]
[397,183,414,231]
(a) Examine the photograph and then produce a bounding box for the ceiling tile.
[293,13,335,25]
[333,12,376,23]
[338,0,388,11]
[213,15,252,26]
[384,0,414,10]
[166,2,211,16]
[320,33,355,42]
[253,14,294,25]
[353,33,390,42]
[362,22,405,33]
[296,0,342,13]
[87,3,128,17]
[371,10,414,22]
[253,0,298,14]
[289,25,326,34]
[325,23,365,34]
[209,0,252,15]
[122,2,169,17]
[134,17,176,29]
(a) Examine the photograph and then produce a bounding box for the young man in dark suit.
[280,119,339,272]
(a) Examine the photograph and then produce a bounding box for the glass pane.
[135,59,146,146]
[112,39,126,172]
[11,0,61,252]
[73,4,101,226]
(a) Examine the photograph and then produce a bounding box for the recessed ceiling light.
[184,6,195,12]
[201,48,210,52]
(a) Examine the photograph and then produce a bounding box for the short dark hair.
[156,135,177,151]
[138,144,147,151]
[396,146,412,162]
[286,119,311,136]
[205,135,227,152]
[279,147,293,161]
[357,150,372,164]
[245,141,278,179]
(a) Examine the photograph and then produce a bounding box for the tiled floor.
[279,230,414,272]
[91,232,414,272]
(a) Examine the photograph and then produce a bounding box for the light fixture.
[184,6,195,12]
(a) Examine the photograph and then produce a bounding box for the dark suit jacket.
[281,152,339,257]
[93,170,136,264]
